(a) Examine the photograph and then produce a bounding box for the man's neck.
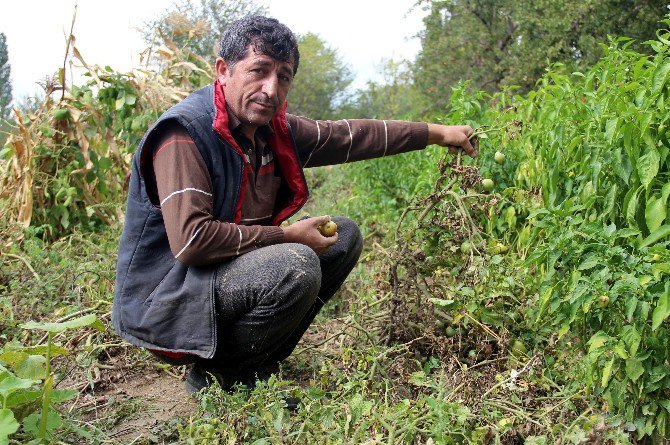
[239,123,257,145]
[226,106,258,147]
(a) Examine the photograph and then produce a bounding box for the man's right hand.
[282,216,338,254]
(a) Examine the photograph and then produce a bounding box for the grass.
[0,163,634,444]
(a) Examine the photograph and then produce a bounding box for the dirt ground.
[63,347,197,443]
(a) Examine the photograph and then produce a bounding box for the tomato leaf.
[646,194,667,233]
[626,187,642,226]
[652,283,670,331]
[625,358,645,382]
[602,357,615,387]
[652,61,670,95]
[640,225,670,248]
[637,148,660,189]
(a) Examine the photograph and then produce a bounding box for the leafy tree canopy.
[287,33,353,120]
[143,0,267,59]
[413,0,670,112]
[344,59,424,119]
[0,32,12,121]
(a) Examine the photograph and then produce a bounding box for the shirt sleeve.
[151,125,284,266]
[286,115,429,168]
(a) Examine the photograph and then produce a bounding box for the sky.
[0,0,427,101]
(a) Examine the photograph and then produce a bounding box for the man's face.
[216,46,294,135]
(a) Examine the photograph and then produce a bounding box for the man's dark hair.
[219,16,300,74]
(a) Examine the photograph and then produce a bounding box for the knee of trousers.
[331,216,364,260]
[214,243,321,311]
[269,243,322,308]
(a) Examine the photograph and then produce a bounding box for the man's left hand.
[427,124,478,158]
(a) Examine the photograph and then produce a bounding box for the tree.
[287,33,354,120]
[143,0,267,59]
[0,32,12,121]
[413,0,670,112]
[344,58,424,119]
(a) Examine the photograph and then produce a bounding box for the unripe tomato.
[460,240,471,254]
[53,108,69,121]
[511,339,527,355]
[494,151,506,164]
[482,178,494,192]
[318,220,338,237]
[598,295,609,308]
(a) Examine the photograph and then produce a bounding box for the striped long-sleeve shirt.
[148,113,428,266]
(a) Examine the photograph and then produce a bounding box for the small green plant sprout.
[0,314,103,444]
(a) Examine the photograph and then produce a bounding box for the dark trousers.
[201,216,363,376]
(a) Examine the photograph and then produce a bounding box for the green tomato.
[494,151,506,164]
[598,295,609,308]
[460,240,471,254]
[445,326,456,337]
[53,108,69,121]
[511,340,527,355]
[482,178,494,192]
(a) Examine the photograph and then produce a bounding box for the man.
[112,15,477,393]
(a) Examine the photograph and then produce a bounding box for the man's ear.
[215,57,229,85]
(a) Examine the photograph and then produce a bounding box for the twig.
[60,4,78,101]
[37,301,104,345]
[462,312,501,342]
[481,354,538,399]
[1,252,41,282]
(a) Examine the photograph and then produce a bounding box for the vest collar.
[211,80,308,225]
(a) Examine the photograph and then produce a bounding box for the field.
[1,22,670,445]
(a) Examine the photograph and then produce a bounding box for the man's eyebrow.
[252,58,294,77]
[278,66,294,77]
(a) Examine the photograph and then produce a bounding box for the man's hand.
[427,124,478,158]
[282,215,338,254]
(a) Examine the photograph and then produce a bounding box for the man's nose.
[262,74,278,101]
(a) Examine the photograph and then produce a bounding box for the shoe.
[184,362,279,394]
[184,363,227,394]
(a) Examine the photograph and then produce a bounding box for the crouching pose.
[112,15,478,393]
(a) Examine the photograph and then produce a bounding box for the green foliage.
[0,32,11,122]
[413,0,670,112]
[344,59,425,119]
[0,35,212,240]
[331,19,670,442]
[0,315,102,444]
[142,0,267,59]
[286,33,354,120]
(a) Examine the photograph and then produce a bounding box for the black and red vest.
[111,81,308,358]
